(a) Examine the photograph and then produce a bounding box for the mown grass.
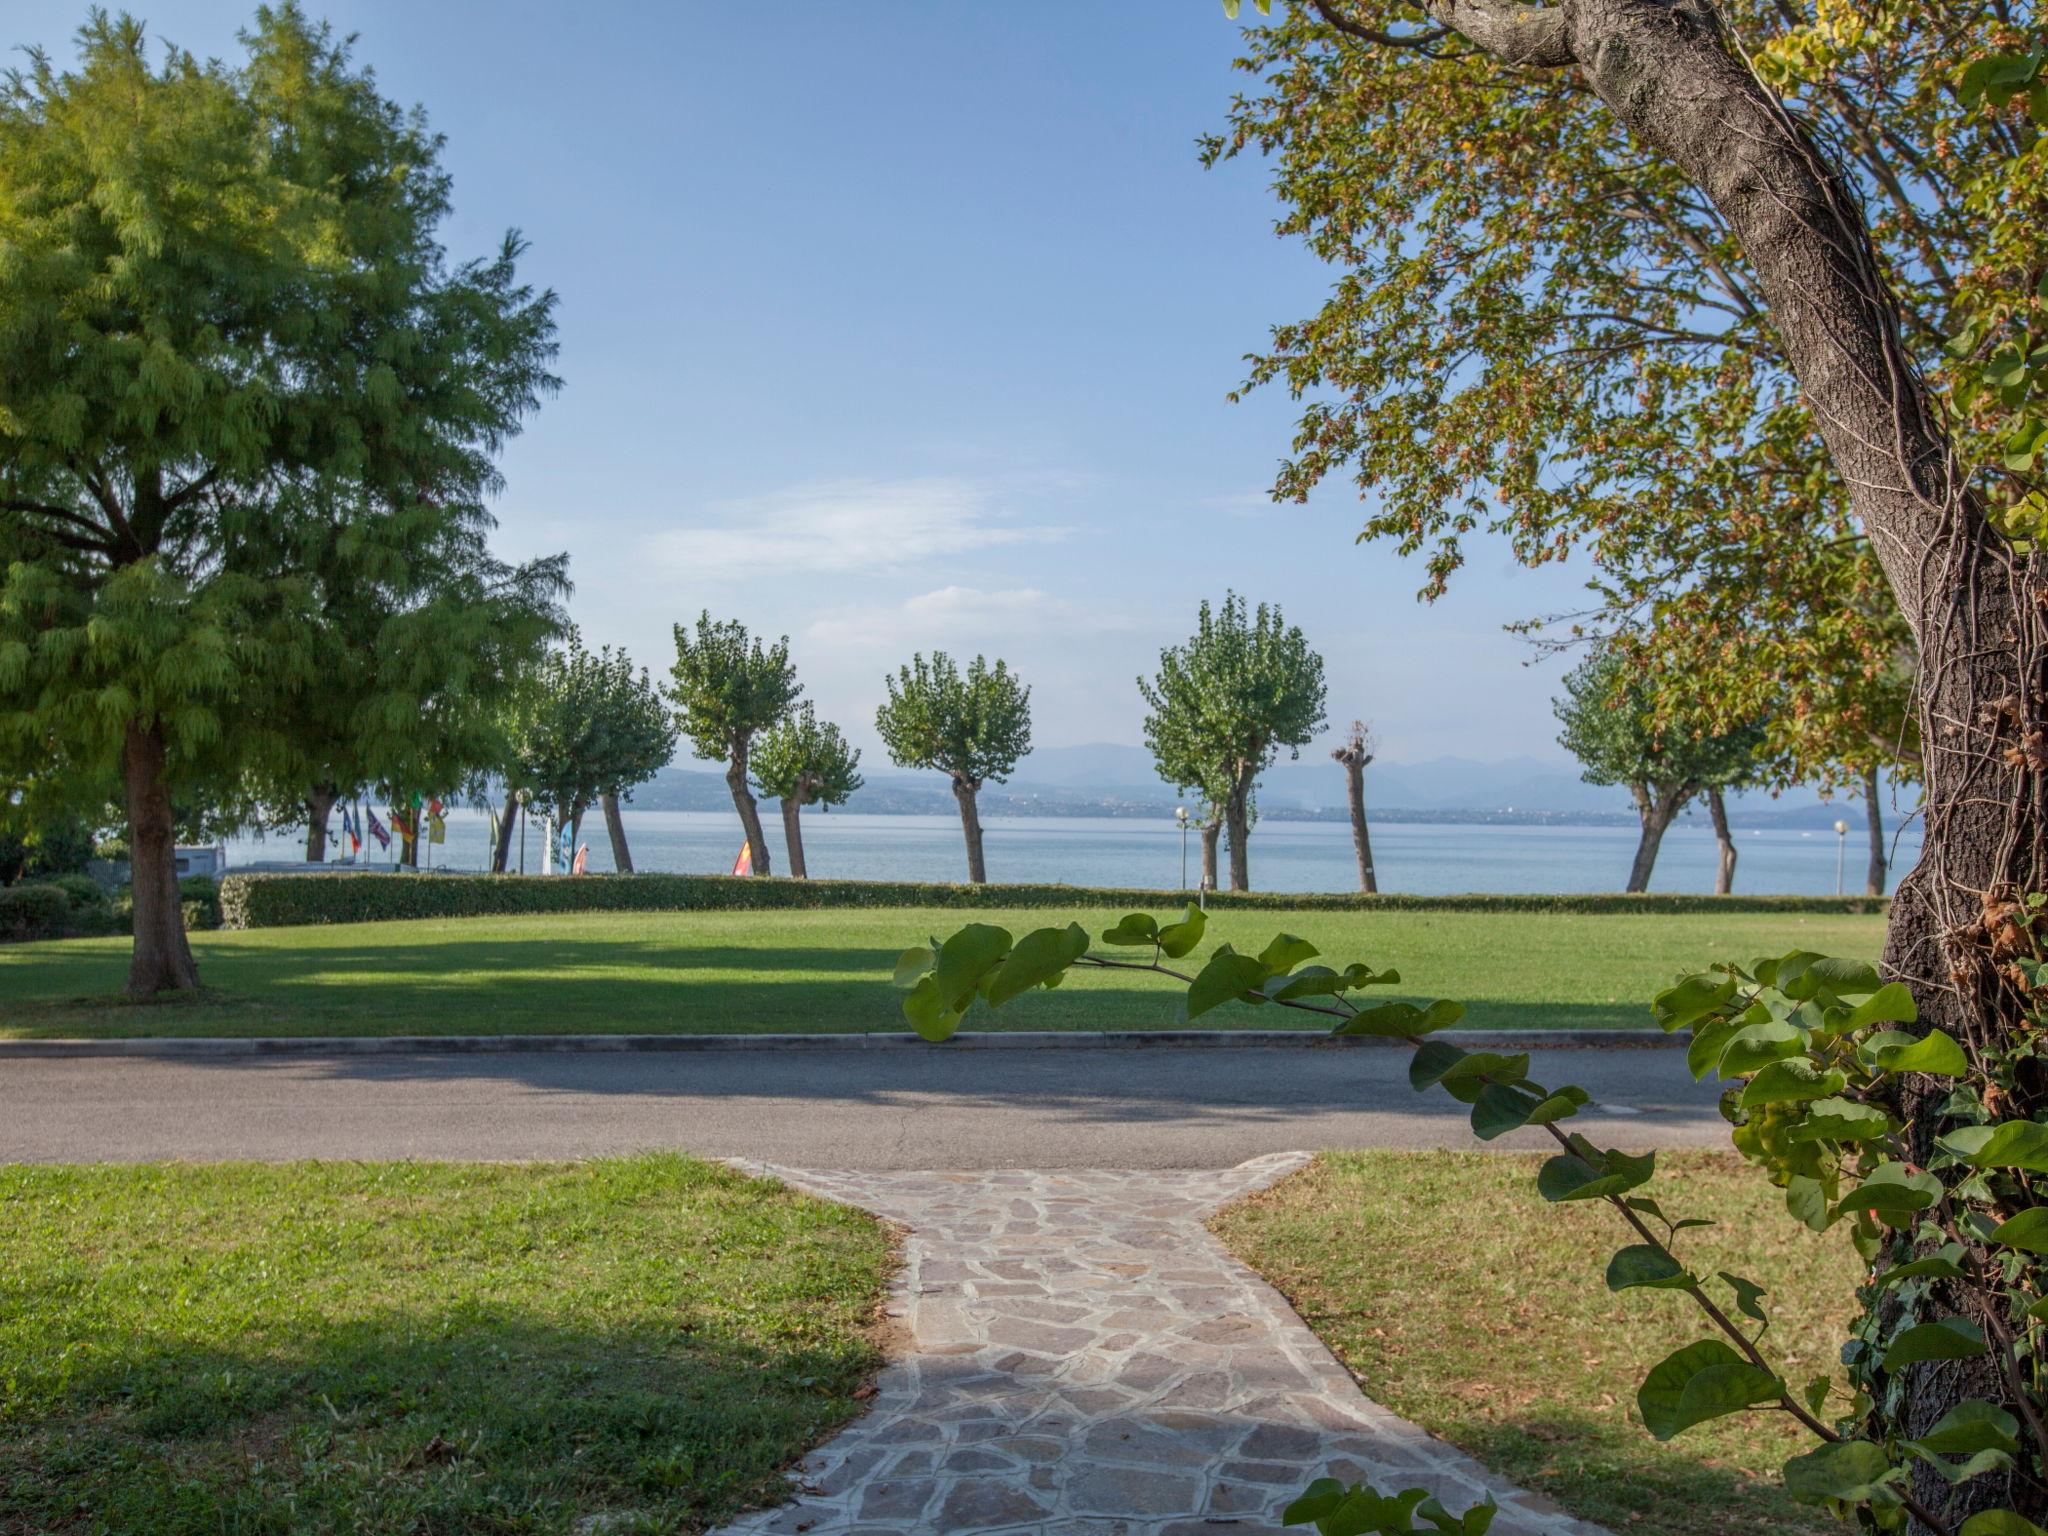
[0,1155,892,1535]
[1212,1150,1861,1536]
[0,905,1882,1038]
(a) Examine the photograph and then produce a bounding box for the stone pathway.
[715,1154,1605,1536]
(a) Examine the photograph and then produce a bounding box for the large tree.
[875,653,1031,885]
[670,613,799,877]
[1139,593,1327,892]
[502,633,674,869]
[750,704,862,880]
[1222,0,2048,1519]
[0,9,557,996]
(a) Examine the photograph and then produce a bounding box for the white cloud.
[805,585,1139,653]
[639,477,1067,579]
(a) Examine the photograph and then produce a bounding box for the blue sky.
[13,0,1593,767]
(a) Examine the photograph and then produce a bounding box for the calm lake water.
[226,809,1922,897]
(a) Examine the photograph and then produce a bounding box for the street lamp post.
[1834,818,1850,896]
[1175,805,1190,892]
[517,788,531,876]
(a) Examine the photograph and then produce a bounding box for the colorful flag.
[389,808,413,840]
[571,843,589,876]
[366,808,391,850]
[731,841,753,877]
[340,804,362,856]
[427,796,444,818]
[428,811,446,846]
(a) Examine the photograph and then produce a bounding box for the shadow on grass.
[0,1302,877,1536]
[0,935,1655,1037]
[1449,1406,1831,1536]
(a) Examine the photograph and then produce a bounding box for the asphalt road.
[0,1044,1727,1167]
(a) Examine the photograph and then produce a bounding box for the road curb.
[0,1027,1682,1059]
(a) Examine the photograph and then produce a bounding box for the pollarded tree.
[875,653,1031,885]
[670,613,800,877]
[1555,649,1763,894]
[501,633,675,868]
[0,11,557,996]
[751,704,863,880]
[1139,594,1326,892]
[1331,720,1378,894]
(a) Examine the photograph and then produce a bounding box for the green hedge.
[217,870,1892,931]
[0,884,69,941]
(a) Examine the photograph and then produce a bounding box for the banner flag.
[366,808,391,850]
[571,843,589,875]
[731,841,753,877]
[428,812,446,846]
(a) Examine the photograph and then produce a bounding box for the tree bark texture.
[1374,1,2046,1521]
[492,798,517,874]
[952,776,986,884]
[1625,781,1691,895]
[726,741,771,876]
[1225,769,1255,893]
[602,792,634,873]
[1200,817,1221,891]
[1333,739,1377,893]
[781,791,810,881]
[123,720,199,999]
[1706,785,1737,896]
[304,783,336,864]
[1863,764,1889,897]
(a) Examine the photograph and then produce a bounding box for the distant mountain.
[625,745,1912,828]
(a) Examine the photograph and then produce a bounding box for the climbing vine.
[897,905,2048,1534]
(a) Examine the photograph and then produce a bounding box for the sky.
[10,0,1596,768]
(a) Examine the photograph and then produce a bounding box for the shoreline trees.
[875,653,1031,885]
[670,614,800,877]
[1331,721,1377,894]
[751,705,863,880]
[1140,594,1326,892]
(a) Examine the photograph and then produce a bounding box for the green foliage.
[503,630,676,830]
[750,704,863,808]
[668,612,801,767]
[904,899,2048,1533]
[0,9,558,975]
[874,651,1032,787]
[1139,591,1327,834]
[1555,649,1764,804]
[215,871,1891,932]
[0,884,68,941]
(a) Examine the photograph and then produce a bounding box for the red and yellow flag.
[731,841,752,877]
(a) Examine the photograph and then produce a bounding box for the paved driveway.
[0,1043,1723,1167]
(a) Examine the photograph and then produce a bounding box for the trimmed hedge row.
[0,875,221,943]
[217,870,1892,930]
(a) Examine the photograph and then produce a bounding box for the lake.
[225,808,1921,896]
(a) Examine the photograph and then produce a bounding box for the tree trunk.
[602,791,634,873]
[1335,745,1377,893]
[1863,764,1888,897]
[726,743,771,876]
[952,776,986,885]
[1625,782,1688,895]
[569,806,584,868]
[1381,3,2041,1519]
[304,783,336,864]
[122,720,199,999]
[1225,772,1254,892]
[782,791,810,881]
[1200,817,1221,891]
[1705,785,1737,896]
[492,798,517,874]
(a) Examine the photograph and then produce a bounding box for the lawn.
[0,1155,892,1536]
[1212,1150,1861,1536]
[0,905,1883,1038]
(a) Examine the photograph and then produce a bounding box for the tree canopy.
[0,7,558,991]
[751,703,862,880]
[670,611,800,876]
[504,633,674,849]
[875,652,1031,884]
[1139,593,1326,892]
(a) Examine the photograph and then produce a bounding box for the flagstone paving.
[714,1154,1606,1536]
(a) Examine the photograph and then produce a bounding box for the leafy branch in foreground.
[896,908,2045,1536]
